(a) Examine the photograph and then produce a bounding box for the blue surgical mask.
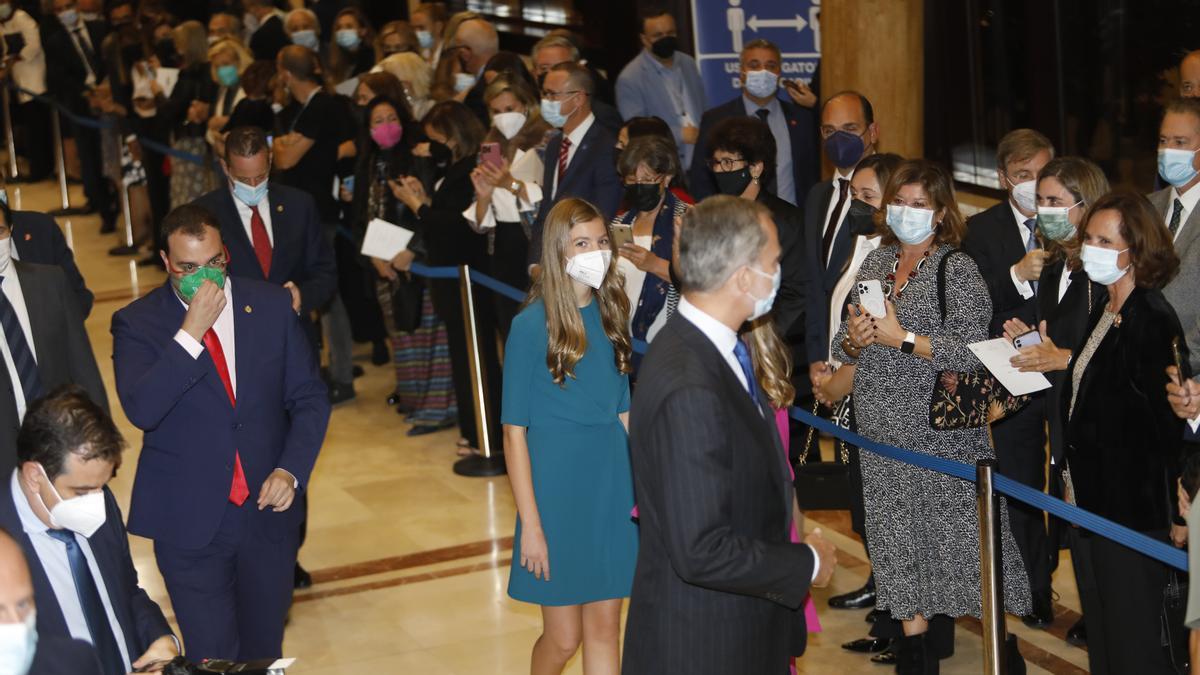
[743,69,778,99]
[290,29,318,51]
[1159,148,1199,188]
[541,95,576,128]
[1080,244,1129,285]
[746,264,781,321]
[823,130,866,169]
[216,64,239,88]
[417,30,434,50]
[453,72,476,93]
[0,611,37,675]
[232,178,268,206]
[335,29,361,50]
[885,204,936,244]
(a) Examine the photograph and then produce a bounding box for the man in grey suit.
[0,201,107,473]
[623,196,836,675]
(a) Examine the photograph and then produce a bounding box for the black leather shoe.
[328,382,356,406]
[1066,617,1086,646]
[1021,595,1054,629]
[352,365,365,378]
[869,648,898,665]
[841,637,893,653]
[293,563,312,589]
[829,583,877,609]
[372,339,390,365]
[865,608,888,623]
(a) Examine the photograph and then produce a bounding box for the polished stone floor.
[21,175,1092,674]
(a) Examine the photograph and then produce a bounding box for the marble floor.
[22,175,1094,674]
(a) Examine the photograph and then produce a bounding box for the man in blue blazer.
[6,202,93,319]
[528,63,622,266]
[3,388,178,675]
[111,204,330,661]
[689,40,819,208]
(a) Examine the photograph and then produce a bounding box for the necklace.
[886,246,934,298]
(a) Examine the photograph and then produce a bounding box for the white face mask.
[0,611,37,675]
[453,72,477,93]
[1080,244,1130,286]
[492,111,527,140]
[1007,174,1037,213]
[36,464,107,538]
[565,249,611,289]
[885,204,936,244]
[746,264,781,321]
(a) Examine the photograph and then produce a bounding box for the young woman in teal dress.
[503,197,637,675]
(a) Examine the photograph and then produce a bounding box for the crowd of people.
[1,1,1200,674]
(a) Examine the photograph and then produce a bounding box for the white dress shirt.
[1167,183,1200,242]
[1,10,46,100]
[1056,263,1073,304]
[233,189,274,249]
[173,278,237,396]
[549,112,596,199]
[0,265,36,420]
[821,170,854,265]
[1008,201,1039,300]
[11,470,133,671]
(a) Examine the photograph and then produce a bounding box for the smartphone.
[478,142,503,169]
[856,279,886,317]
[1173,335,1188,386]
[610,223,633,249]
[1013,329,1042,350]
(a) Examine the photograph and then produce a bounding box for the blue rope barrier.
[789,407,1188,571]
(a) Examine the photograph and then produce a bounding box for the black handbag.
[793,401,852,510]
[388,274,424,333]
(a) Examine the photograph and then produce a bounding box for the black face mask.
[155,39,178,67]
[650,36,678,59]
[845,199,879,235]
[713,167,752,196]
[624,183,663,212]
[121,44,143,68]
[428,140,452,168]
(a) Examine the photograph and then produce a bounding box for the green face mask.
[1036,203,1081,242]
[175,265,226,302]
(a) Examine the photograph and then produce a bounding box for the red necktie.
[202,328,250,507]
[556,135,572,196]
[249,205,272,278]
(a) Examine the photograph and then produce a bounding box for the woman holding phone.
[503,198,636,675]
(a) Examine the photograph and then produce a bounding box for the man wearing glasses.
[110,204,330,663]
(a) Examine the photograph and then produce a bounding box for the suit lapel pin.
[276,204,283,213]
[23,233,30,241]
[244,305,252,313]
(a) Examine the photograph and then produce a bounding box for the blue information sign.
[690,0,821,99]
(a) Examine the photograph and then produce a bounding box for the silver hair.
[532,35,579,62]
[677,196,770,293]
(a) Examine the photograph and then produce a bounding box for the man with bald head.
[451,16,499,123]
[0,527,102,674]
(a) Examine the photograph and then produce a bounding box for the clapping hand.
[389,175,429,212]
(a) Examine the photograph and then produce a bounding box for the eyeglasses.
[172,255,228,275]
[706,157,747,172]
[542,89,581,102]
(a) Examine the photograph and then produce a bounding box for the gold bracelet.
[841,337,861,359]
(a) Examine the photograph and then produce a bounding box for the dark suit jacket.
[802,179,858,363]
[1033,259,1106,465]
[41,19,107,108]
[30,635,102,675]
[760,191,806,339]
[248,15,289,62]
[1062,287,1186,532]
[0,262,108,474]
[592,100,623,136]
[416,156,487,270]
[12,209,93,318]
[623,313,815,674]
[529,118,622,264]
[193,185,337,314]
[688,94,818,208]
[0,480,174,666]
[962,201,1039,337]
[111,278,330,549]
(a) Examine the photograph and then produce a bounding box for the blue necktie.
[0,275,42,406]
[45,528,126,675]
[732,340,761,408]
[1023,218,1040,294]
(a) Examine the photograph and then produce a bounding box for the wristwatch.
[508,179,522,195]
[900,331,916,354]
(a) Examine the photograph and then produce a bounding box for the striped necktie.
[0,275,42,406]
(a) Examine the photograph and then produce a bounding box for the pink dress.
[776,409,822,675]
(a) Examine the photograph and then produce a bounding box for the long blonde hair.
[527,199,632,384]
[746,317,795,410]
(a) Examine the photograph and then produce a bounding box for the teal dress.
[503,298,638,605]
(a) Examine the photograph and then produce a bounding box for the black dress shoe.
[869,648,898,665]
[108,244,140,256]
[352,365,364,378]
[841,637,893,653]
[406,422,453,436]
[865,608,888,623]
[829,582,877,609]
[328,382,356,406]
[372,339,389,365]
[1066,617,1086,646]
[1021,595,1054,629]
[293,563,312,589]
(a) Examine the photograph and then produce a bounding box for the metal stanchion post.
[49,107,87,216]
[977,459,1006,675]
[453,264,506,477]
[3,87,18,181]
[118,136,133,247]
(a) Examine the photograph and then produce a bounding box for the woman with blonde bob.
[502,198,637,675]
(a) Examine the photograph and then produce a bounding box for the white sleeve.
[173,329,204,359]
[1009,264,1035,299]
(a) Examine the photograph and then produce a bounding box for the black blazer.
[0,262,108,473]
[962,201,1038,337]
[801,179,857,362]
[1062,287,1186,532]
[688,94,818,208]
[529,118,622,264]
[193,184,338,315]
[30,635,102,675]
[418,156,488,270]
[41,19,107,108]
[1034,259,1107,465]
[760,190,806,338]
[0,480,174,665]
[592,100,624,136]
[248,15,289,62]
[12,209,93,318]
[623,313,815,674]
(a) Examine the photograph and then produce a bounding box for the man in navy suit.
[0,526,103,675]
[111,204,330,661]
[528,62,622,265]
[7,202,94,319]
[689,39,819,207]
[2,387,178,674]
